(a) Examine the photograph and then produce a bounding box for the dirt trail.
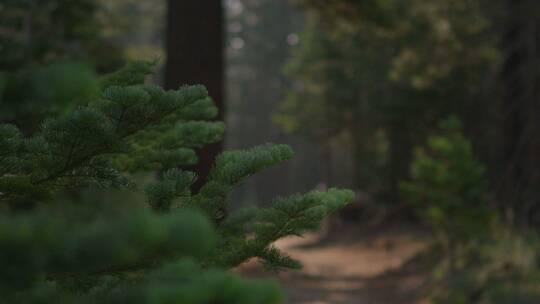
[239,225,431,304]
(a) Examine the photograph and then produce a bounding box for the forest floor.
[238,223,435,304]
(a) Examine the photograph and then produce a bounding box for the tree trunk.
[499,0,540,227]
[386,122,412,204]
[165,1,224,191]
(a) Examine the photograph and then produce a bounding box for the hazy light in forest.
[225,0,244,16]
[231,37,245,50]
[287,33,299,46]
[229,21,243,33]
[246,14,259,26]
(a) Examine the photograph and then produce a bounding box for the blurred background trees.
[282,0,502,206]
[0,0,123,72]
[225,0,325,205]
[0,0,122,133]
[226,0,540,300]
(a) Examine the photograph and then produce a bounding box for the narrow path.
[240,225,431,304]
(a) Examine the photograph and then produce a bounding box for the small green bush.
[401,116,494,271]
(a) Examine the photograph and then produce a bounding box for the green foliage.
[0,61,353,303]
[0,0,123,134]
[0,62,100,132]
[0,207,214,289]
[205,187,354,270]
[399,117,540,303]
[432,231,540,304]
[98,261,284,304]
[0,0,122,72]
[401,117,493,242]
[401,116,494,277]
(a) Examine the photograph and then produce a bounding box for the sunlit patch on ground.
[238,225,431,304]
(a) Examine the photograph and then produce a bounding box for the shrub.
[400,116,494,272]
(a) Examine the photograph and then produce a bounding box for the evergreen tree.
[0,61,353,303]
[401,117,493,273]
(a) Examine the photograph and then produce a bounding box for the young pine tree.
[0,61,353,303]
[400,116,493,273]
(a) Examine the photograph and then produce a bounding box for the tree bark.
[165,1,224,191]
[386,122,412,203]
[499,0,540,227]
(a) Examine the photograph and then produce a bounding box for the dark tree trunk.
[499,0,540,227]
[386,122,412,203]
[165,1,224,191]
